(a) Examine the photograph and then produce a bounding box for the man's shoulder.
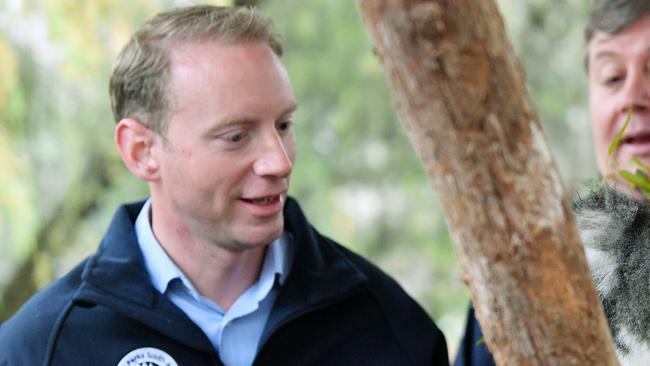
[326,238,406,294]
[0,260,88,364]
[325,237,435,320]
[282,199,448,364]
[331,237,449,362]
[285,197,435,315]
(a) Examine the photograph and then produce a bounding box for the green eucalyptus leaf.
[475,336,485,347]
[603,173,616,182]
[636,169,649,181]
[631,158,650,175]
[619,169,650,192]
[608,108,633,157]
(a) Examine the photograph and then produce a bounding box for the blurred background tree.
[0,0,592,356]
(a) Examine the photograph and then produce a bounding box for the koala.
[575,185,650,366]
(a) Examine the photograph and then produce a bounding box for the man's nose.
[619,69,650,113]
[253,132,293,178]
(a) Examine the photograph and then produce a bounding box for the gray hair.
[109,5,283,135]
[586,0,650,41]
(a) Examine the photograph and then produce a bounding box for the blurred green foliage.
[0,0,593,355]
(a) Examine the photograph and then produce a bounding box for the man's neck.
[149,205,267,311]
[169,240,267,310]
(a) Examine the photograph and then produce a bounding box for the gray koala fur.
[575,185,650,365]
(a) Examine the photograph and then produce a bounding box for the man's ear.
[114,118,161,181]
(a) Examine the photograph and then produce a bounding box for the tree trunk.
[358,1,619,365]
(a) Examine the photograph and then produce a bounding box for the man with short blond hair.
[0,6,448,366]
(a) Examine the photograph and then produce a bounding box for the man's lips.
[238,193,285,217]
[622,133,650,145]
[239,193,284,205]
[619,132,650,157]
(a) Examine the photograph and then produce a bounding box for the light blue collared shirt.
[135,199,290,366]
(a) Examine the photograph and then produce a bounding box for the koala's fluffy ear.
[114,118,160,181]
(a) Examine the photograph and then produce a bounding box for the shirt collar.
[134,198,290,297]
[269,229,290,285]
[135,199,185,295]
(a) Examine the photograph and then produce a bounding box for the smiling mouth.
[241,195,281,205]
[622,134,650,146]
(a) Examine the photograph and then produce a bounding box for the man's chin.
[232,227,284,250]
[616,153,650,173]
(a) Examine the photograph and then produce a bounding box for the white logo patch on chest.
[117,347,178,366]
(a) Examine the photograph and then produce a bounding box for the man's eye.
[604,75,623,86]
[226,132,246,142]
[278,121,293,132]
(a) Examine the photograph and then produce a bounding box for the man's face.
[151,41,297,251]
[588,15,650,183]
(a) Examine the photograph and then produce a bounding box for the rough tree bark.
[358,1,619,365]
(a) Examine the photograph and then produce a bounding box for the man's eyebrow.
[279,103,298,118]
[213,117,251,128]
[592,50,620,61]
[206,104,299,133]
[592,46,650,61]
